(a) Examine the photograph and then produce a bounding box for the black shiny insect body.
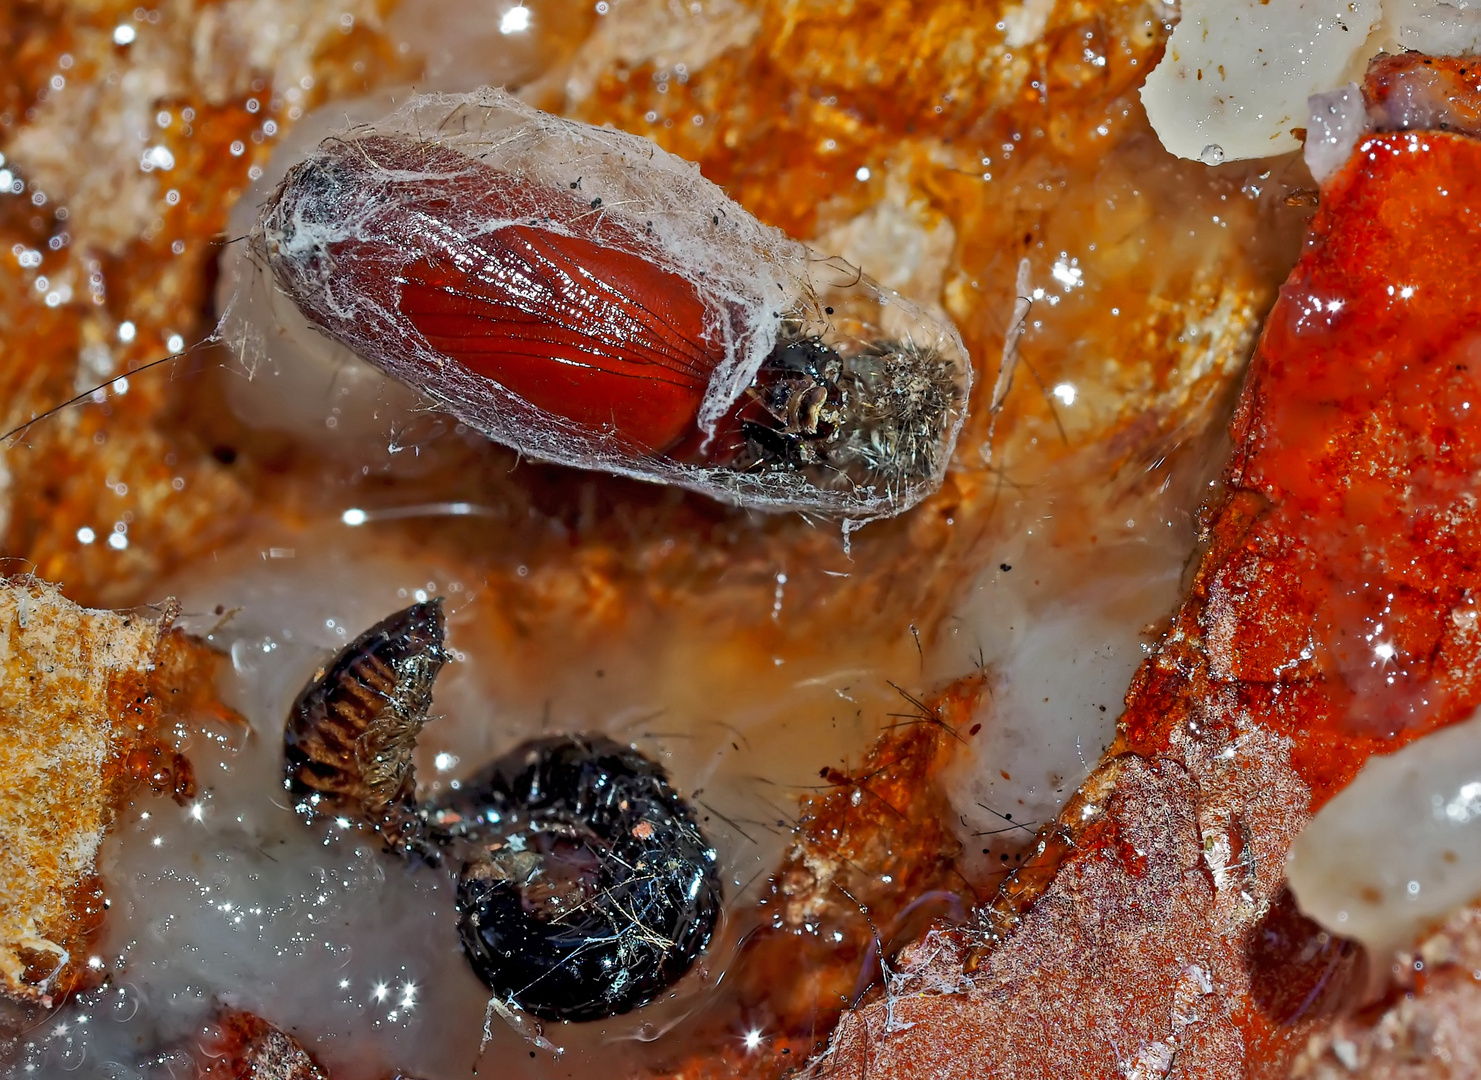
[282,602,721,1023]
[427,736,720,1022]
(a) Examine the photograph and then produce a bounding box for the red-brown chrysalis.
[232,89,971,520]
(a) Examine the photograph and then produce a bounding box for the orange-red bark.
[820,123,1481,1080]
[1128,128,1481,803]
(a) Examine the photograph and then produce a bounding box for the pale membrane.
[1141,0,1481,165]
[931,456,1216,886]
[1288,708,1481,961]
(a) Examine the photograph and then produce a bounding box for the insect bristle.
[832,338,961,492]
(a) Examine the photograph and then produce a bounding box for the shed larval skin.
[821,106,1481,1079]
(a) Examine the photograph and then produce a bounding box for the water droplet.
[1200,144,1226,166]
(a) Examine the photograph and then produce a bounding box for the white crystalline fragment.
[558,0,762,107]
[1181,963,1213,997]
[1125,1040,1176,1080]
[1304,83,1367,182]
[1001,0,1058,48]
[1331,1037,1361,1070]
[1140,0,1381,163]
[1287,706,1481,959]
[1170,963,1214,1030]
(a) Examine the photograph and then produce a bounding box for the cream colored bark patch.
[0,577,162,1003]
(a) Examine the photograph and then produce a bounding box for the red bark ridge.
[819,125,1481,1080]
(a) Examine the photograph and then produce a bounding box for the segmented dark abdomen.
[283,600,446,847]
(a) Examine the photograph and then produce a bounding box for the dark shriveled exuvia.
[282,600,721,1023]
[727,330,964,507]
[282,599,447,852]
